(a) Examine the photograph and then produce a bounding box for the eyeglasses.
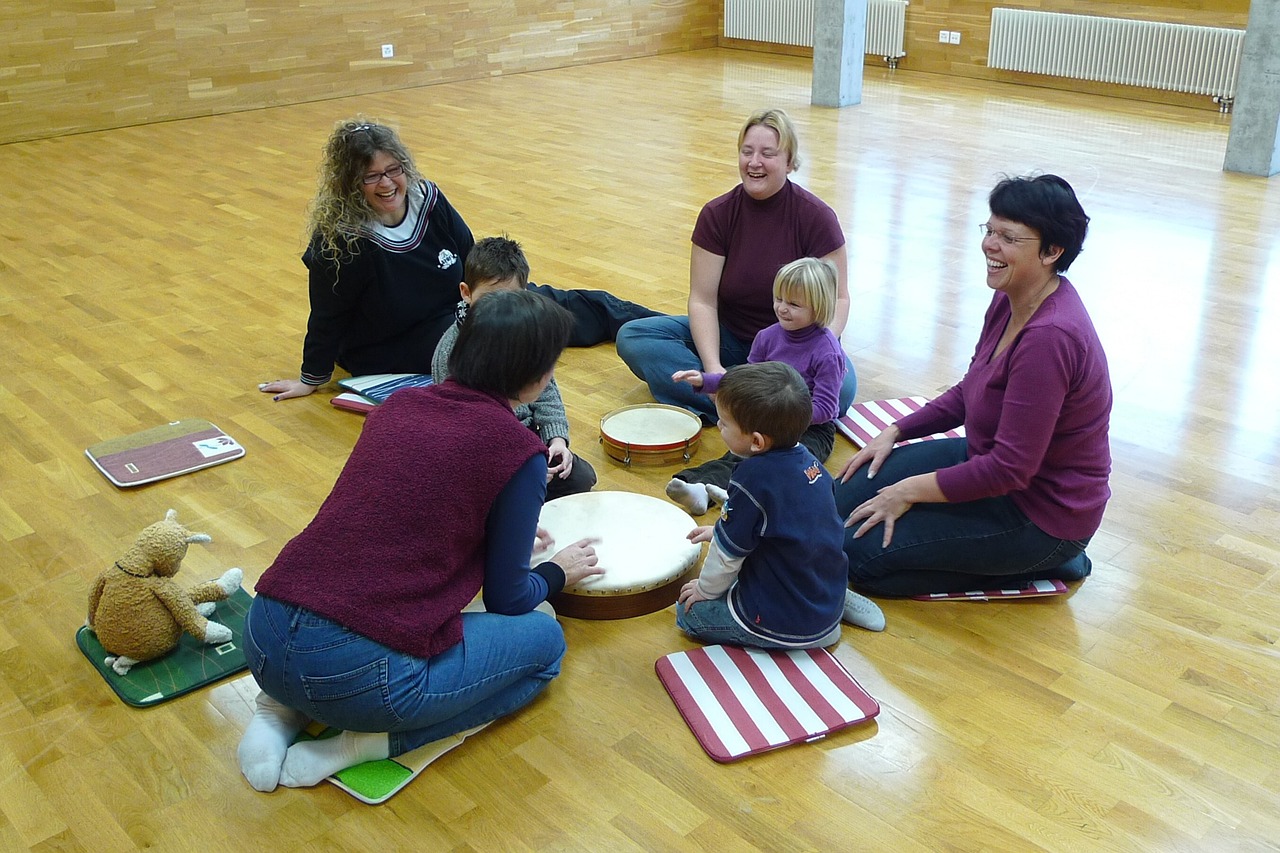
[361,163,405,185]
[979,223,1039,246]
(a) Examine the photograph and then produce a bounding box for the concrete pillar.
[1224,0,1280,177]
[812,0,866,108]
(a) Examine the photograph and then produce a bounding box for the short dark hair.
[716,362,812,449]
[465,235,530,288]
[449,290,573,398]
[989,174,1090,272]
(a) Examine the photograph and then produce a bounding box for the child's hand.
[686,525,714,544]
[678,578,712,612]
[546,437,574,480]
[671,370,703,389]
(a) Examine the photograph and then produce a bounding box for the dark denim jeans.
[834,438,1091,596]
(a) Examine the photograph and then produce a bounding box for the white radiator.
[724,0,909,61]
[988,8,1245,108]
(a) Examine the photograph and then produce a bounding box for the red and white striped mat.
[655,645,879,762]
[911,578,1069,601]
[837,396,965,448]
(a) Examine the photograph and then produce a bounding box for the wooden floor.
[2,49,1279,851]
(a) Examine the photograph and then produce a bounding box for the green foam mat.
[294,724,475,804]
[76,588,253,707]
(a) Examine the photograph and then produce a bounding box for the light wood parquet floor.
[1,48,1278,851]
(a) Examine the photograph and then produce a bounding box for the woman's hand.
[844,482,915,548]
[838,425,900,482]
[677,578,713,612]
[672,370,704,389]
[551,537,604,586]
[531,526,555,561]
[843,472,944,548]
[546,438,574,480]
[258,379,318,402]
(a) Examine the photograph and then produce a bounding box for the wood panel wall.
[0,1,1257,147]
[0,0,720,145]
[722,0,1252,111]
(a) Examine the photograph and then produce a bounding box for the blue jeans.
[243,595,565,756]
[676,597,842,650]
[615,315,857,422]
[834,438,1092,596]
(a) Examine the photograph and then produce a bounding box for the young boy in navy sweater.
[676,362,885,647]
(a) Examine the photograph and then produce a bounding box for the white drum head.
[535,491,702,596]
[600,405,700,448]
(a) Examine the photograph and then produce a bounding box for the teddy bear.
[86,509,243,675]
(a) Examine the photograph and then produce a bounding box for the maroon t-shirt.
[691,180,844,343]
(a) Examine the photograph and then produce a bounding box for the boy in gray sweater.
[432,236,596,501]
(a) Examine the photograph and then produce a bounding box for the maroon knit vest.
[256,381,546,657]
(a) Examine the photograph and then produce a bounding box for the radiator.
[988,8,1245,110]
[724,0,909,63]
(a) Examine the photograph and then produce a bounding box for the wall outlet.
[949,31,962,45]
[938,30,950,43]
[381,44,394,58]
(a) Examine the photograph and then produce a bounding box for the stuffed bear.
[86,509,243,675]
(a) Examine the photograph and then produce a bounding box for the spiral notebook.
[336,373,433,404]
[656,645,880,762]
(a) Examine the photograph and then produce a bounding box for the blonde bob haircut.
[738,108,801,172]
[773,257,838,328]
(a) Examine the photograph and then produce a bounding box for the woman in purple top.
[615,108,857,422]
[834,175,1111,596]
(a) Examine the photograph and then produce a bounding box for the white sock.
[237,692,308,792]
[666,478,709,515]
[842,589,886,632]
[705,484,729,506]
[279,731,390,788]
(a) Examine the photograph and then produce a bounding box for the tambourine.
[599,404,701,466]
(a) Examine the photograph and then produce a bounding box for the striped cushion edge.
[655,645,880,762]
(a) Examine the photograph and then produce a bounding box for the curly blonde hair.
[305,117,424,265]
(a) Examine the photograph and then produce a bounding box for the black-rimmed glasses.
[361,164,405,185]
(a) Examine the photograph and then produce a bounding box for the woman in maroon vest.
[237,290,602,792]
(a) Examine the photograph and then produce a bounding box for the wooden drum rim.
[599,403,701,466]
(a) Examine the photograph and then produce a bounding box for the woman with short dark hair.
[237,290,602,792]
[834,174,1111,596]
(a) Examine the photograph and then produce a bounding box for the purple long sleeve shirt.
[894,278,1112,540]
[699,323,846,424]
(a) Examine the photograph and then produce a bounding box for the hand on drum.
[546,437,574,480]
[531,525,555,561]
[550,537,605,586]
[678,578,713,612]
[671,370,704,389]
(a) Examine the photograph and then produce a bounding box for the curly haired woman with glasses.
[259,117,658,401]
